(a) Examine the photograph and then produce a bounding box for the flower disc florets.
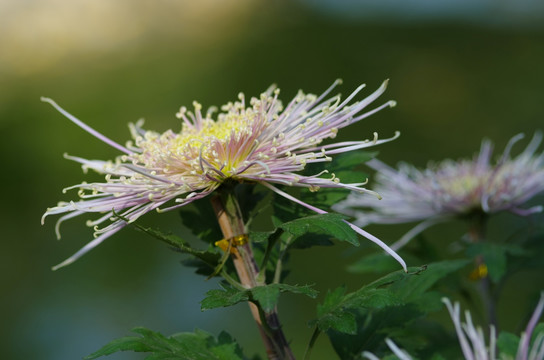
[42,80,404,270]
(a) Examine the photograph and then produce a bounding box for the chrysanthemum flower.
[334,133,544,250]
[442,295,544,360]
[362,294,544,360]
[41,80,406,270]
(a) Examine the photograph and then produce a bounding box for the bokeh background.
[2,1,544,359]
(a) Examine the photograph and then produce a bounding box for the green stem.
[220,270,245,291]
[468,213,497,329]
[273,239,290,284]
[303,327,321,360]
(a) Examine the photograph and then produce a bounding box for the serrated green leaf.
[316,260,466,343]
[344,288,401,310]
[251,286,281,313]
[289,233,334,249]
[279,213,358,246]
[252,283,317,313]
[325,260,471,358]
[201,284,250,311]
[319,310,357,335]
[276,283,318,297]
[317,287,347,317]
[313,284,400,334]
[85,327,244,360]
[314,287,357,334]
[84,336,152,358]
[255,219,334,252]
[354,260,468,305]
[388,259,470,302]
[328,303,425,359]
[362,266,422,291]
[201,283,317,312]
[249,230,278,243]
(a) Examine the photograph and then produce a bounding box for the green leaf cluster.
[202,283,318,313]
[313,260,470,359]
[466,242,528,283]
[85,327,245,360]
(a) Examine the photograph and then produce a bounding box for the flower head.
[443,295,544,360]
[42,80,406,270]
[334,133,544,250]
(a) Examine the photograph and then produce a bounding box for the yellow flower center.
[437,175,482,198]
[175,110,255,151]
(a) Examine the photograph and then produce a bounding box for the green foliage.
[272,188,315,223]
[249,213,361,283]
[495,323,544,359]
[178,199,223,244]
[497,229,544,279]
[272,151,377,223]
[387,260,470,303]
[279,213,358,246]
[252,213,358,251]
[233,183,268,225]
[497,331,520,359]
[126,221,222,276]
[315,287,357,334]
[111,152,540,360]
[322,260,470,359]
[200,283,250,311]
[300,151,376,209]
[534,323,544,342]
[312,267,420,335]
[85,327,245,360]
[304,150,376,188]
[466,242,528,283]
[201,283,318,313]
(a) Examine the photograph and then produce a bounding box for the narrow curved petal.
[261,182,407,272]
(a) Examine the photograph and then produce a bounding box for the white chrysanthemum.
[335,133,544,250]
[443,295,544,360]
[363,294,544,360]
[42,80,406,270]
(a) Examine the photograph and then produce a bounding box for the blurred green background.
[2,1,544,359]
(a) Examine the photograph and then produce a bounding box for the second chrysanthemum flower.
[335,132,544,250]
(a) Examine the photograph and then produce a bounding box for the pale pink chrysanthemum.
[442,295,544,360]
[362,294,544,360]
[335,133,544,250]
[41,80,406,270]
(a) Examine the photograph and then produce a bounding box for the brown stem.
[211,193,295,360]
